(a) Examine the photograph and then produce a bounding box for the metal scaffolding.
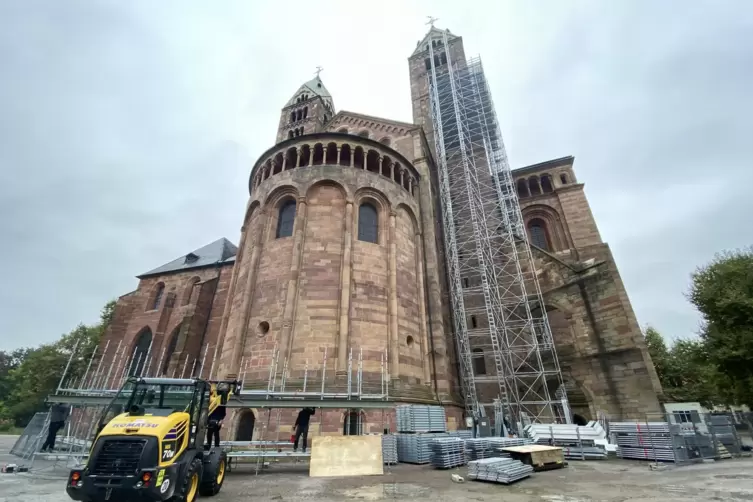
[426,30,570,428]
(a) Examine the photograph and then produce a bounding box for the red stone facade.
[93,27,661,439]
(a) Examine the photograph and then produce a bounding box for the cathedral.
[97,26,662,438]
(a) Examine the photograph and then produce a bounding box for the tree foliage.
[0,300,116,426]
[689,249,753,407]
[644,326,726,407]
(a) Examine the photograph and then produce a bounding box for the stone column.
[214,220,249,377]
[278,197,308,363]
[378,156,383,175]
[223,209,268,378]
[337,200,354,373]
[415,231,431,385]
[350,149,354,168]
[388,211,399,379]
[297,147,303,167]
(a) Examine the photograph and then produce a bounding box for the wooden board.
[309,435,384,478]
[501,445,565,471]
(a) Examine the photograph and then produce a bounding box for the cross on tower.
[315,66,323,78]
[426,16,439,27]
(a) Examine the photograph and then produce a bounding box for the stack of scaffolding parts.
[396,405,447,433]
[468,458,533,484]
[382,435,398,465]
[611,422,685,462]
[396,434,434,464]
[395,431,472,464]
[464,437,531,461]
[525,422,611,460]
[430,437,466,469]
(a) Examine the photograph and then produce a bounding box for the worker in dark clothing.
[293,407,315,453]
[205,405,226,449]
[41,403,70,452]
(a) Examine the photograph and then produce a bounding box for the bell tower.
[276,70,335,144]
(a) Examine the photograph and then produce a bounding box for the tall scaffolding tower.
[427,30,570,428]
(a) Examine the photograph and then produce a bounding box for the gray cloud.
[1,0,751,349]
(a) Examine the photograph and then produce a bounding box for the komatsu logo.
[112,422,159,428]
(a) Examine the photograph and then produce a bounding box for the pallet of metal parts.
[396,405,447,433]
[446,430,474,439]
[561,446,607,460]
[381,435,398,465]
[464,438,491,460]
[525,421,608,447]
[396,433,445,464]
[488,437,531,458]
[430,437,466,469]
[467,457,533,484]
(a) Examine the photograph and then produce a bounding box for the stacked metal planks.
[468,457,533,484]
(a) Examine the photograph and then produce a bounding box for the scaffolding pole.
[427,30,569,427]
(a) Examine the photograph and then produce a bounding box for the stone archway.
[235,410,256,441]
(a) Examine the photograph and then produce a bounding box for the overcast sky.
[1,0,751,350]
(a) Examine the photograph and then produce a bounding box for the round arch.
[129,327,153,377]
[522,204,570,252]
[235,409,256,440]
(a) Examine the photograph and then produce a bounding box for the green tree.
[689,249,753,407]
[0,300,116,426]
[643,325,724,407]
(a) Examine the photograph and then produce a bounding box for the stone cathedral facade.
[98,27,662,439]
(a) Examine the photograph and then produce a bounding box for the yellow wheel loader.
[66,377,238,502]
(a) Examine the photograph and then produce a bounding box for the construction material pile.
[395,431,474,464]
[525,421,610,460]
[382,435,398,464]
[465,437,531,460]
[396,434,435,464]
[611,422,679,462]
[464,438,492,460]
[396,405,447,433]
[468,457,533,484]
[430,437,466,469]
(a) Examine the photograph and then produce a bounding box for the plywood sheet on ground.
[309,435,384,477]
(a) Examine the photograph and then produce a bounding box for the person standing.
[205,405,226,449]
[293,407,315,453]
[40,403,70,453]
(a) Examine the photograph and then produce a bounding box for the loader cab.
[96,378,211,447]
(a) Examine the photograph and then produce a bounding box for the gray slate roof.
[285,76,335,110]
[138,238,237,278]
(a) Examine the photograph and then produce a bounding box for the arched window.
[288,130,294,139]
[560,173,569,184]
[528,218,550,250]
[343,410,362,436]
[129,328,153,377]
[357,130,369,138]
[150,283,164,311]
[337,127,348,134]
[276,200,296,238]
[183,276,201,306]
[472,348,486,375]
[303,106,308,118]
[290,111,295,122]
[358,203,378,243]
[161,327,180,375]
[379,137,391,146]
[541,175,554,193]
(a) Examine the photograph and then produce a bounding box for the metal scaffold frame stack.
[427,30,570,428]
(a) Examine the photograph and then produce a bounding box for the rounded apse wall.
[221,134,432,396]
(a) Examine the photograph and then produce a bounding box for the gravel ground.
[1,435,752,501]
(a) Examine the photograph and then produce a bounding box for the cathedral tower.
[275,73,335,144]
